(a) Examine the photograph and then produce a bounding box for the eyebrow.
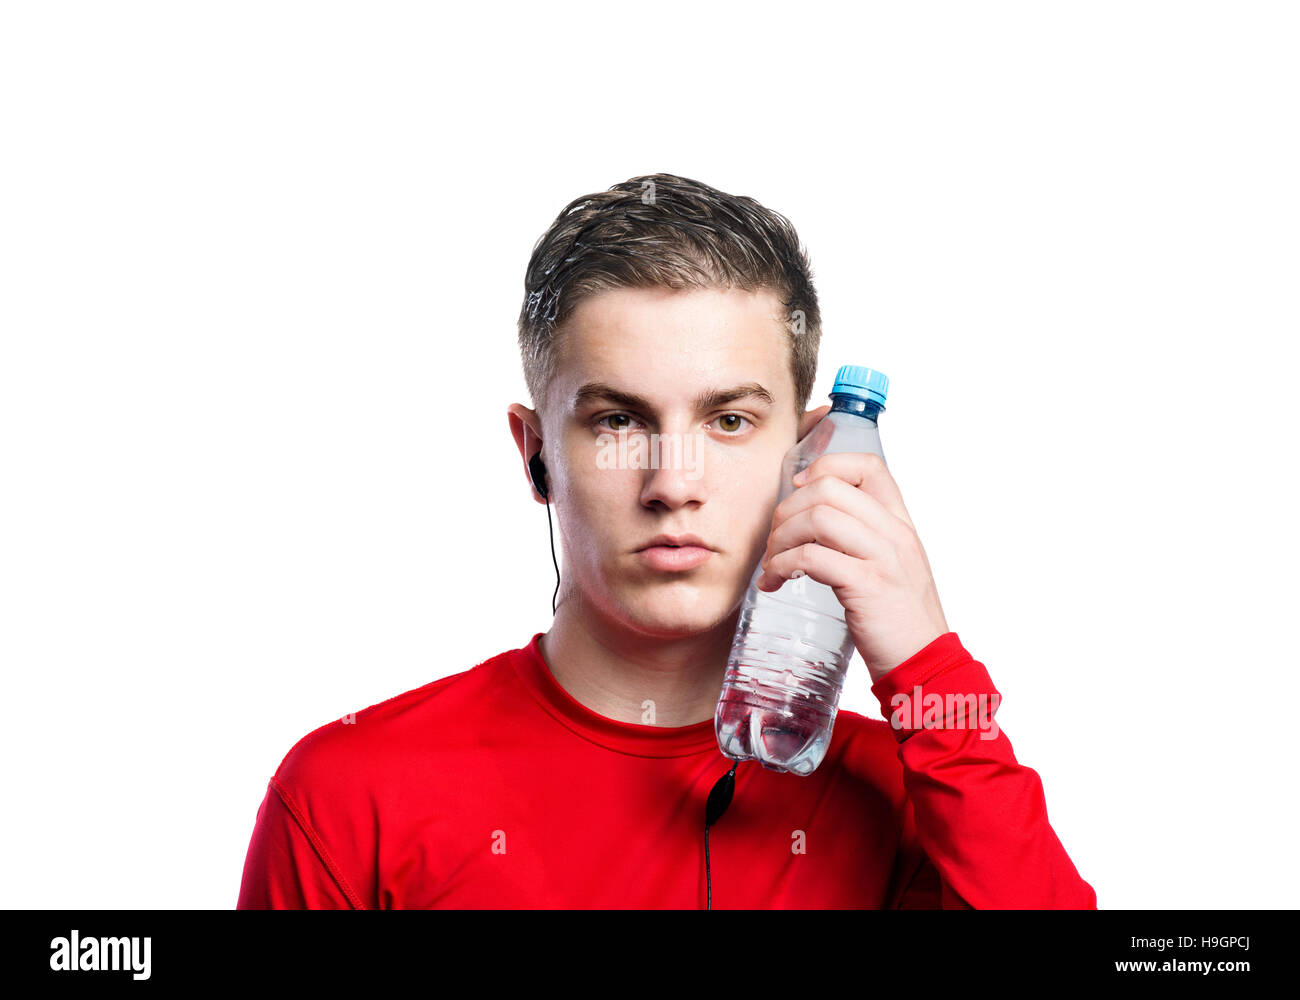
[570,381,775,414]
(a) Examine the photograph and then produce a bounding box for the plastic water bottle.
[714,365,889,776]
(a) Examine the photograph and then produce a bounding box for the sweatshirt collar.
[512,632,719,757]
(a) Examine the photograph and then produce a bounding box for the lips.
[635,534,714,572]
[637,534,711,552]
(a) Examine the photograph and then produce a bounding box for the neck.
[539,588,738,728]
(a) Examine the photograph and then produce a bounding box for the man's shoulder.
[267,642,526,798]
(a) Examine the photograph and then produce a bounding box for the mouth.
[636,534,711,552]
[635,535,714,572]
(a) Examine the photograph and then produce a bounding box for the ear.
[798,403,832,442]
[507,403,547,504]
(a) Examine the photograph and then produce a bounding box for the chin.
[615,586,738,640]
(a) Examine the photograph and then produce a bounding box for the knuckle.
[885,516,912,546]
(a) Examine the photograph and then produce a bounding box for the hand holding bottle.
[755,450,950,684]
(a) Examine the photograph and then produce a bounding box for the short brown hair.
[517,173,822,420]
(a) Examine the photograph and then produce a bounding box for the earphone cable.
[544,496,560,615]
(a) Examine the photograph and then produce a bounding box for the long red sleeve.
[870,632,1097,909]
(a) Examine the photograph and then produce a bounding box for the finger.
[771,472,911,548]
[762,504,890,571]
[757,542,861,592]
[797,452,914,531]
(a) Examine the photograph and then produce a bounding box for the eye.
[596,412,642,432]
[712,413,752,434]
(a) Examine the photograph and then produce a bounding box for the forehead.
[550,285,794,410]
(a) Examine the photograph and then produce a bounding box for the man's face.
[539,284,806,639]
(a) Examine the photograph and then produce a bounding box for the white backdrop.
[2,0,1296,909]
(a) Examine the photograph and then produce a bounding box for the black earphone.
[528,451,549,501]
[528,447,738,907]
[529,452,560,613]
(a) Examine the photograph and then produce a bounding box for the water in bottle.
[714,365,889,776]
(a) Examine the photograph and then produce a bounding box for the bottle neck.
[829,393,883,420]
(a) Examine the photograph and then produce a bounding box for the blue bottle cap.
[831,365,889,406]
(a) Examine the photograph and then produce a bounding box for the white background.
[2,1,1296,909]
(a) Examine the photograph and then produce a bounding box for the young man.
[236,173,1097,909]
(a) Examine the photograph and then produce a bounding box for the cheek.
[740,482,785,557]
[558,473,635,558]
[715,451,782,513]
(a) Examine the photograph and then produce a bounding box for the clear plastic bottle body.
[714,393,885,776]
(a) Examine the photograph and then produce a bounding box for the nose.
[638,431,705,510]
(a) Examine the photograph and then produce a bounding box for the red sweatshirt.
[236,631,1096,909]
